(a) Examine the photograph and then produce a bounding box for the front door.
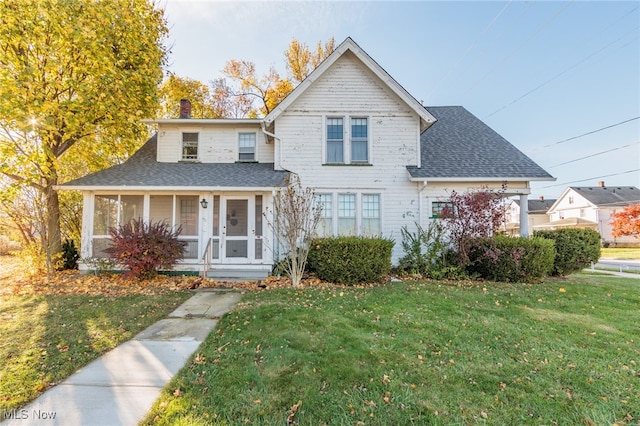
[222,198,250,262]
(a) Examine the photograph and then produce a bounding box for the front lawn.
[144,274,639,425]
[601,247,640,260]
[0,255,192,411]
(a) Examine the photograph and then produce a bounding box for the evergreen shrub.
[308,236,394,285]
[534,228,601,276]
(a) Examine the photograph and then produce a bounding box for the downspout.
[261,121,282,169]
[418,180,428,229]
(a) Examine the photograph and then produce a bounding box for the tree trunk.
[45,176,62,269]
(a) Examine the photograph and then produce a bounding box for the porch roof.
[61,135,290,190]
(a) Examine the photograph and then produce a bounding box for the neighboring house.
[540,182,640,246]
[505,196,556,235]
[61,37,554,278]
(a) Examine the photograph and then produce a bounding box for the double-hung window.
[351,118,368,163]
[362,194,381,235]
[315,193,333,237]
[338,193,356,235]
[238,132,256,161]
[326,118,344,163]
[182,132,199,161]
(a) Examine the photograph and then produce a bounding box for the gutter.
[260,121,283,169]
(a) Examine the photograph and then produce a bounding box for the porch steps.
[205,268,271,282]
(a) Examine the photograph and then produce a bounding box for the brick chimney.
[598,181,605,188]
[179,98,191,119]
[538,196,544,201]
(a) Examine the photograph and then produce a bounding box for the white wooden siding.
[156,124,274,163]
[268,53,427,262]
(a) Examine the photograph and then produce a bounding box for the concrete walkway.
[2,290,241,426]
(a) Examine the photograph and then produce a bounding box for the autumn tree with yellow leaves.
[0,0,168,271]
[159,38,335,119]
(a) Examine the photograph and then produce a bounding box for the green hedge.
[308,236,394,285]
[534,228,601,276]
[466,235,556,283]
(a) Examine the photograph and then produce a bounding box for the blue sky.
[163,0,639,199]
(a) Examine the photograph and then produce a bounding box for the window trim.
[431,201,453,219]
[350,117,369,163]
[181,132,199,161]
[238,132,257,162]
[323,115,371,165]
[325,117,345,164]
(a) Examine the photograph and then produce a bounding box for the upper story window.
[325,116,371,164]
[238,132,256,161]
[351,118,368,163]
[181,132,199,161]
[326,118,344,163]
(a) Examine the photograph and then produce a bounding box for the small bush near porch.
[144,273,638,425]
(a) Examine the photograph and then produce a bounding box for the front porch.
[82,191,275,279]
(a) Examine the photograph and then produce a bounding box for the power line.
[543,117,640,147]
[460,1,573,99]
[487,24,640,118]
[426,1,513,100]
[540,169,640,188]
[547,142,640,168]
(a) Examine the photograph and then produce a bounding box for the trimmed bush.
[534,228,601,276]
[467,235,556,283]
[308,236,394,285]
[105,219,185,280]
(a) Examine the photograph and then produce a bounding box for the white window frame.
[181,132,199,161]
[238,132,257,162]
[350,117,369,163]
[325,117,344,164]
[315,193,333,237]
[323,115,371,165]
[361,193,381,235]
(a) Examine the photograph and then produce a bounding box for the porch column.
[519,194,529,237]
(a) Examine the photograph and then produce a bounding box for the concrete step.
[206,268,270,281]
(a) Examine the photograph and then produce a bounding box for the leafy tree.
[221,38,335,117]
[265,175,322,287]
[285,37,336,83]
[610,203,640,239]
[158,73,218,118]
[222,60,294,117]
[440,184,508,265]
[0,0,168,270]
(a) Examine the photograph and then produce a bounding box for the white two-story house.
[542,182,640,246]
[62,37,554,278]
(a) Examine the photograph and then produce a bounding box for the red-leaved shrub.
[105,219,185,280]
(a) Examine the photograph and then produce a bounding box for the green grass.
[144,275,639,425]
[0,292,191,410]
[601,247,640,260]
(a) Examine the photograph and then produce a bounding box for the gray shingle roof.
[407,106,554,180]
[571,186,640,206]
[515,198,557,213]
[62,135,290,189]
